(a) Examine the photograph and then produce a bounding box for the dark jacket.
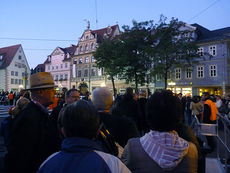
[38,137,130,173]
[99,112,140,147]
[4,101,58,173]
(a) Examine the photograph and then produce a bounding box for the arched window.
[85,44,88,51]
[91,43,95,49]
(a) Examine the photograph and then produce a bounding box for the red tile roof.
[0,44,21,69]
[92,24,119,43]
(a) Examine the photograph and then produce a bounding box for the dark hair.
[146,90,183,132]
[60,100,99,139]
[65,89,78,98]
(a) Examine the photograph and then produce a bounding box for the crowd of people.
[0,71,227,173]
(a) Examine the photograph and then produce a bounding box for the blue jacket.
[38,137,130,173]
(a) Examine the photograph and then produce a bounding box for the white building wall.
[7,46,30,91]
[0,69,6,91]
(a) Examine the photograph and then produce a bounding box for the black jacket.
[98,112,140,147]
[5,101,58,173]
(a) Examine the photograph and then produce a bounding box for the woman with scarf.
[121,90,198,173]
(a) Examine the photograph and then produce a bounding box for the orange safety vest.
[204,99,218,121]
[8,93,13,100]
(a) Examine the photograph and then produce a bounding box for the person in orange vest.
[202,92,218,152]
[8,91,14,105]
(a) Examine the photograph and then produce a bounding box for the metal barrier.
[191,114,230,172]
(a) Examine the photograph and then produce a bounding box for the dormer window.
[107,27,112,34]
[0,55,3,60]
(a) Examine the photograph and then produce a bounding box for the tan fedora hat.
[28,72,57,90]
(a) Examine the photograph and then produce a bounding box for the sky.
[0,0,230,69]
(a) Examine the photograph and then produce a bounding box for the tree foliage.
[151,15,200,89]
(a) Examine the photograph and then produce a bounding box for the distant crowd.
[0,72,229,173]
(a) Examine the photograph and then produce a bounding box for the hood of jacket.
[140,130,189,170]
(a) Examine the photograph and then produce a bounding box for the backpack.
[96,122,118,156]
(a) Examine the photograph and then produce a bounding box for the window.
[175,68,181,80]
[15,63,18,67]
[185,67,192,79]
[11,78,14,84]
[60,74,63,79]
[52,66,54,70]
[91,69,96,76]
[65,63,68,68]
[80,46,83,52]
[18,55,22,60]
[19,79,22,84]
[98,68,102,76]
[65,74,68,79]
[15,71,18,76]
[197,47,204,56]
[22,72,25,77]
[48,66,50,70]
[56,66,58,70]
[85,44,88,51]
[0,55,3,60]
[55,75,58,80]
[60,64,63,69]
[209,45,217,56]
[79,57,83,64]
[197,66,204,78]
[84,69,88,77]
[11,71,14,76]
[91,56,96,63]
[91,43,95,49]
[210,65,217,77]
[78,70,81,77]
[15,79,18,84]
[86,36,89,40]
[85,56,89,63]
[18,63,21,68]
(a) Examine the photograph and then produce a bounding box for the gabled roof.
[91,24,119,43]
[44,45,77,64]
[0,44,21,69]
[192,23,230,42]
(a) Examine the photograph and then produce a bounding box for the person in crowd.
[8,91,14,105]
[50,88,80,129]
[4,72,58,173]
[121,90,198,173]
[185,96,192,125]
[190,96,203,122]
[37,100,131,173]
[202,92,218,152]
[91,87,140,148]
[137,90,149,134]
[50,88,80,149]
[215,95,222,113]
[0,97,30,147]
[114,87,142,133]
[177,93,186,122]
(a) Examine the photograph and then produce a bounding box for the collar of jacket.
[62,137,103,153]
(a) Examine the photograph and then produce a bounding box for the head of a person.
[60,100,99,139]
[202,92,210,101]
[11,97,30,117]
[177,93,182,100]
[29,72,56,107]
[125,87,134,96]
[146,90,183,132]
[65,89,80,104]
[91,87,113,111]
[216,95,221,101]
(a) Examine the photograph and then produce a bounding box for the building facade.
[44,45,76,91]
[0,44,30,92]
[71,24,122,93]
[155,24,230,96]
[31,63,45,74]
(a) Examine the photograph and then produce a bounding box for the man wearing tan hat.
[5,72,58,173]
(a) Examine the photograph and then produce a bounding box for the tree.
[150,15,200,89]
[93,38,123,96]
[119,20,155,93]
